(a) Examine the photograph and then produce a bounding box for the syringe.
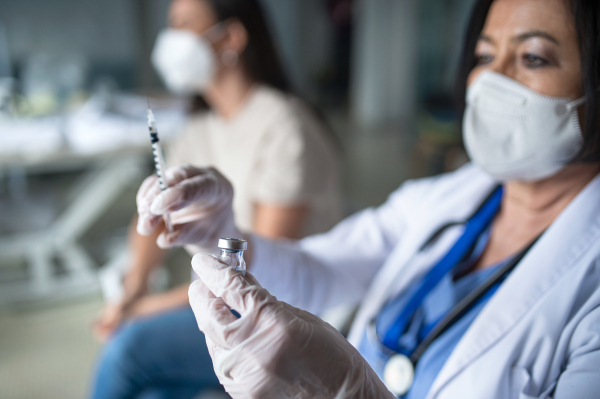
[147,99,173,232]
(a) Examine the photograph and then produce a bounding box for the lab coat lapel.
[427,172,600,399]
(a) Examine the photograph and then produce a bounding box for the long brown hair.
[191,0,290,111]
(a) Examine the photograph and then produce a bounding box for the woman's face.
[168,0,218,35]
[468,0,583,100]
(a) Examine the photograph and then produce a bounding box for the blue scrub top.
[359,229,508,398]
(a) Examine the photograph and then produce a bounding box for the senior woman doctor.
[137,0,600,397]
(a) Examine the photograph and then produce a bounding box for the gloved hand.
[136,165,239,249]
[188,253,394,399]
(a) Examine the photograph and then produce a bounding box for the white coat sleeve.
[249,179,420,316]
[553,305,600,399]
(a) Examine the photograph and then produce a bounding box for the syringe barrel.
[152,141,169,191]
[146,104,173,232]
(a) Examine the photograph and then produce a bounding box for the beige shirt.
[167,85,342,237]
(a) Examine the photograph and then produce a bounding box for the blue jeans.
[90,306,225,399]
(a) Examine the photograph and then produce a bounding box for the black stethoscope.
[365,186,540,396]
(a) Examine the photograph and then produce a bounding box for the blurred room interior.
[0,0,476,397]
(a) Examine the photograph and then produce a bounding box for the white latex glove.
[188,253,394,399]
[136,165,239,249]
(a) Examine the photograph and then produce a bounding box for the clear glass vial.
[217,238,248,276]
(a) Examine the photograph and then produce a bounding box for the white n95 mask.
[463,70,585,182]
[151,29,217,94]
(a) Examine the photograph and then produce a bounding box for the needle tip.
[147,97,150,108]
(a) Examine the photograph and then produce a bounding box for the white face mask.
[151,28,217,94]
[463,70,585,182]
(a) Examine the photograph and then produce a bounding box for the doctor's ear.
[219,19,248,66]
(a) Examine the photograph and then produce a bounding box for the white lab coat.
[250,164,600,399]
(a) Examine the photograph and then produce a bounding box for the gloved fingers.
[155,219,212,248]
[204,331,260,392]
[192,253,267,316]
[156,223,186,248]
[189,279,238,324]
[136,174,160,211]
[150,170,232,215]
[164,164,211,184]
[137,165,209,218]
[137,165,214,216]
[136,175,163,236]
[189,279,249,349]
[204,334,218,359]
[203,335,235,389]
[150,173,218,215]
[204,335,230,372]
[169,205,212,224]
[137,212,163,236]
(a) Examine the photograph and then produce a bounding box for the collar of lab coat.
[427,171,600,398]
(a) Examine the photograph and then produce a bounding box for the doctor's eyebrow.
[512,30,559,45]
[478,31,559,45]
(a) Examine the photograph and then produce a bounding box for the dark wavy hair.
[455,0,600,162]
[191,0,291,110]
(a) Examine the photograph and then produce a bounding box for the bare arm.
[253,203,308,239]
[122,216,169,301]
[94,216,173,341]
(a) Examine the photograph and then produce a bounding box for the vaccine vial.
[217,238,248,276]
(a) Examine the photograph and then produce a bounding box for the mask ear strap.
[567,96,586,111]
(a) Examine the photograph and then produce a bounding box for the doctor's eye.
[522,53,551,68]
[475,53,494,66]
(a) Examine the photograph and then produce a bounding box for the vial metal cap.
[218,238,247,251]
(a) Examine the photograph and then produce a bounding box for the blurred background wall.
[0,0,476,397]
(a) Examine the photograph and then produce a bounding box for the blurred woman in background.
[90,0,341,397]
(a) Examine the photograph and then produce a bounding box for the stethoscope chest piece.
[384,354,414,396]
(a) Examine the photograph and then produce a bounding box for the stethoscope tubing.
[367,185,541,366]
